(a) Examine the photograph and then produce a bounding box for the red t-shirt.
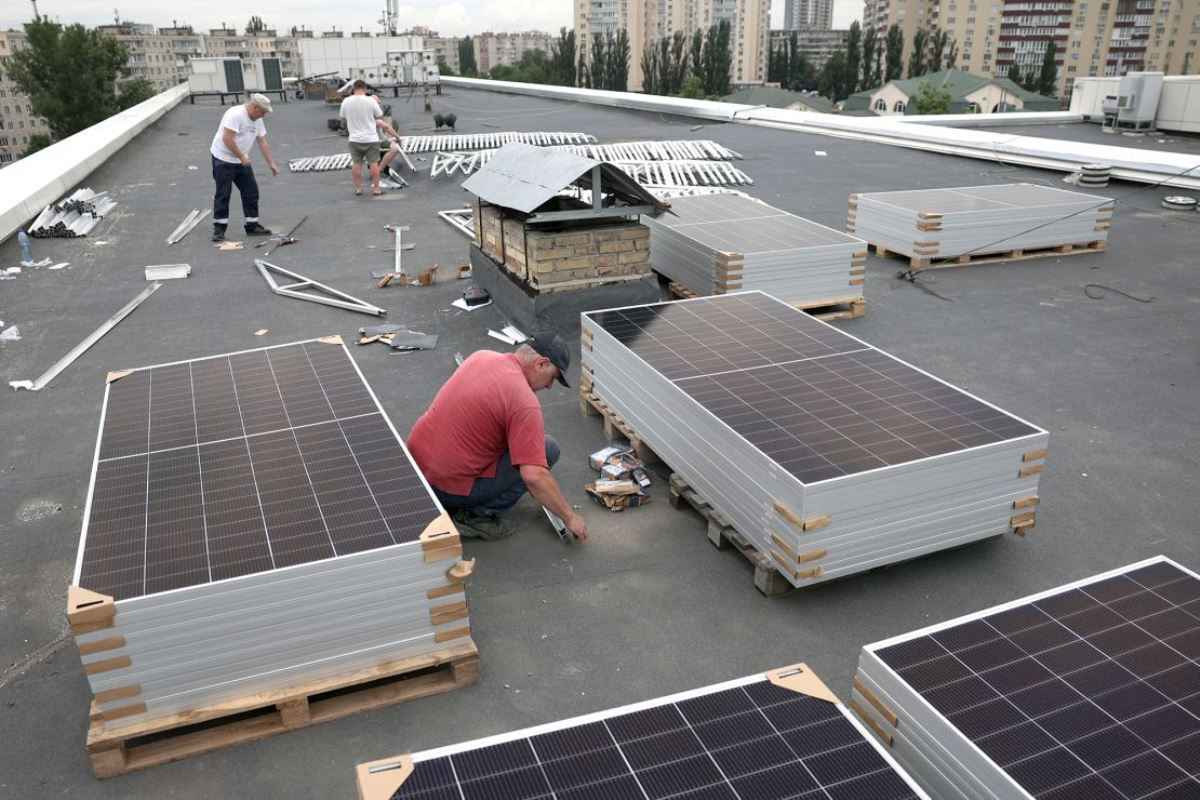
[408,351,548,495]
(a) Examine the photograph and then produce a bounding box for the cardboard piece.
[766,663,840,705]
[585,480,649,511]
[355,755,414,800]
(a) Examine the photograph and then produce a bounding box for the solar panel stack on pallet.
[68,338,475,737]
[847,184,1113,268]
[853,556,1200,800]
[580,293,1049,589]
[645,193,868,309]
[356,663,930,800]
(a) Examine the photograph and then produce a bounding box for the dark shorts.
[348,141,380,164]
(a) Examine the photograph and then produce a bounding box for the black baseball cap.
[530,332,571,387]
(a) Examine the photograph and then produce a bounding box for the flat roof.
[1,87,1197,798]
[973,119,1200,155]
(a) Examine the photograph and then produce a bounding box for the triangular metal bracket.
[255,259,386,317]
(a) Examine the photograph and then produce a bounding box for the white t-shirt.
[340,94,383,144]
[210,105,266,164]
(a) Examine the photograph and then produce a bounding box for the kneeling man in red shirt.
[408,333,589,541]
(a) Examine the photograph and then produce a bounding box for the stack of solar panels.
[356,663,929,800]
[848,184,1113,263]
[645,193,867,307]
[853,556,1200,800]
[581,293,1049,589]
[68,338,472,729]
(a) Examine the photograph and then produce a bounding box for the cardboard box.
[589,445,632,471]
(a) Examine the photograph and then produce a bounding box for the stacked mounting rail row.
[581,293,1049,589]
[68,337,474,730]
[847,184,1113,267]
[853,556,1200,799]
[644,193,868,308]
[357,663,929,800]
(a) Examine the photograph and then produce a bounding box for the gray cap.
[249,93,274,113]
[530,332,570,388]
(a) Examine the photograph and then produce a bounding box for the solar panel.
[644,194,867,307]
[78,338,440,601]
[70,338,471,730]
[356,664,930,800]
[581,292,1048,588]
[854,556,1200,800]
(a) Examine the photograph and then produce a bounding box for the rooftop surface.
[974,119,1200,156]
[1,87,1198,798]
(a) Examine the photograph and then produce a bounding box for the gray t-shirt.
[339,94,383,144]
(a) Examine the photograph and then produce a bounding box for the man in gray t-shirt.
[339,80,401,196]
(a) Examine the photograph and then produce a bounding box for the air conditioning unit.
[188,58,245,93]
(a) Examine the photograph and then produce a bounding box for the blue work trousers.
[212,156,260,231]
[434,436,561,518]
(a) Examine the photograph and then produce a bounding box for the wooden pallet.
[579,389,659,465]
[668,474,794,597]
[667,281,865,321]
[86,641,480,779]
[872,240,1107,270]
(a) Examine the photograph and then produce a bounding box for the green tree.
[861,26,880,89]
[610,29,630,91]
[457,38,477,76]
[665,31,690,95]
[23,133,52,156]
[845,22,862,95]
[884,24,904,81]
[945,38,959,69]
[246,15,266,34]
[5,19,156,141]
[701,20,732,96]
[1038,41,1058,96]
[930,29,951,71]
[912,81,951,114]
[641,42,659,95]
[690,29,704,87]
[550,28,576,86]
[679,74,704,98]
[817,51,847,101]
[908,29,929,78]
[436,56,454,76]
[1007,63,1022,87]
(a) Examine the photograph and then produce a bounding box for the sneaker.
[211,229,225,242]
[244,223,273,236]
[452,510,516,541]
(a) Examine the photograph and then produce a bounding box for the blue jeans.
[435,436,560,518]
[212,156,260,232]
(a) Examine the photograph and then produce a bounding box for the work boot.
[452,510,516,541]
[244,223,273,236]
[211,228,225,242]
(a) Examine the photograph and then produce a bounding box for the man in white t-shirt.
[209,93,280,242]
[339,80,401,196]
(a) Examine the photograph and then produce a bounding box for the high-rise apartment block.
[769,27,851,70]
[0,29,52,164]
[94,22,206,92]
[575,0,770,90]
[474,31,556,73]
[204,28,301,82]
[861,0,1200,100]
[785,0,834,29]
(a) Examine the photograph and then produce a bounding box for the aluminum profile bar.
[437,209,475,239]
[9,283,161,392]
[166,209,210,245]
[254,259,386,316]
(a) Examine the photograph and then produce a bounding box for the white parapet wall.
[0,83,189,245]
[442,76,1200,189]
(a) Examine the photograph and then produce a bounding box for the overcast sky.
[2,1,862,37]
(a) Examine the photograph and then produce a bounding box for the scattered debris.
[487,324,529,346]
[167,209,210,245]
[255,329,268,336]
[451,296,491,311]
[814,150,827,157]
[0,268,20,279]
[28,188,116,238]
[255,259,386,316]
[145,264,191,281]
[455,264,472,280]
[48,262,69,270]
[217,241,244,251]
[1083,283,1155,303]
[0,325,21,342]
[454,351,465,366]
[586,480,649,511]
[9,283,161,391]
[187,165,199,170]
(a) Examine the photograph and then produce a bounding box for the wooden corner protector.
[801,514,831,532]
[68,586,115,626]
[1022,448,1049,463]
[316,335,344,345]
[106,369,134,384]
[772,501,804,531]
[766,663,840,705]
[446,558,476,583]
[853,676,898,727]
[356,755,414,800]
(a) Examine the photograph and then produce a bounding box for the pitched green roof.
[723,86,835,113]
[890,69,991,99]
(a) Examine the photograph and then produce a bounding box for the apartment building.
[769,27,850,69]
[205,27,301,81]
[474,31,556,73]
[862,0,1200,100]
[94,22,206,92]
[0,29,52,164]
[785,0,835,30]
[576,0,769,90]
